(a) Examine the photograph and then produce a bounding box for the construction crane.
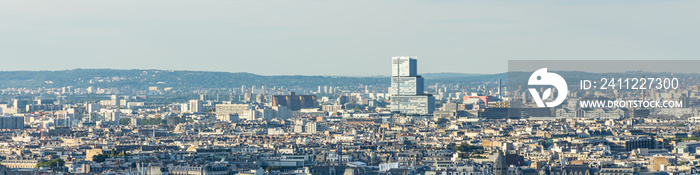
[30,111,47,140]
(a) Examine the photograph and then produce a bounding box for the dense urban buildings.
[0,62,698,175]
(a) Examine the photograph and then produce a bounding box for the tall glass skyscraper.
[390,56,435,115]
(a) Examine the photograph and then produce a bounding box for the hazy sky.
[1,0,698,76]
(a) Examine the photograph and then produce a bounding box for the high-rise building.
[102,110,120,125]
[216,104,254,121]
[270,92,317,111]
[87,103,101,113]
[391,57,417,77]
[271,105,292,119]
[390,77,424,95]
[189,100,203,113]
[390,56,435,115]
[180,103,189,113]
[0,116,24,129]
[305,121,317,134]
[294,123,304,133]
[391,96,435,114]
[13,99,28,110]
[110,95,119,106]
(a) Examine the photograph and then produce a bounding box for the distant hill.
[0,69,394,89]
[2,69,691,91]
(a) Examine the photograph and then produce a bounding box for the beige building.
[85,148,104,161]
[216,104,253,121]
[1,159,38,169]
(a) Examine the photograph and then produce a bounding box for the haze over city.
[2,0,700,75]
[2,1,700,175]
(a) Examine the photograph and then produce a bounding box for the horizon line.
[0,68,503,77]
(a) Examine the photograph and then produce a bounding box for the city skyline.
[2,0,700,174]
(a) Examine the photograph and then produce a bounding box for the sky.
[509,60,700,73]
[1,0,699,76]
